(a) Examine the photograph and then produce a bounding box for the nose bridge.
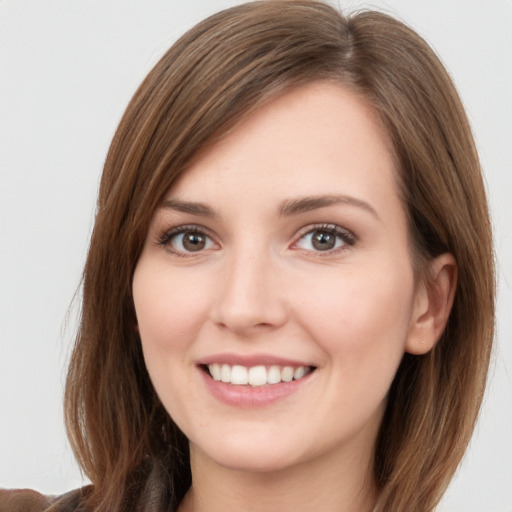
[211,238,287,333]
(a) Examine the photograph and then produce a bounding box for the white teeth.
[221,364,231,383]
[294,366,305,380]
[210,363,221,381]
[281,366,294,382]
[207,363,312,386]
[267,365,281,384]
[248,365,267,386]
[231,365,249,385]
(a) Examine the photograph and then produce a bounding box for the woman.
[1,1,495,511]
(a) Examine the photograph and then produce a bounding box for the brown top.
[0,462,181,511]
[0,487,91,512]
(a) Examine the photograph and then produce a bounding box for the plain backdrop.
[1,1,511,511]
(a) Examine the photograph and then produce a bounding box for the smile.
[206,363,314,386]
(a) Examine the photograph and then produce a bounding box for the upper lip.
[197,353,315,368]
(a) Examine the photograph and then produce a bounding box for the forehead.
[168,81,401,221]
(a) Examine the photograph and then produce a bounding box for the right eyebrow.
[160,199,217,217]
[279,194,380,220]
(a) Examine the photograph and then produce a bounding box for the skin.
[132,81,456,512]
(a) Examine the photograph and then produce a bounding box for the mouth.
[201,363,316,387]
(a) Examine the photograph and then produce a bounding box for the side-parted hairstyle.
[64,1,495,511]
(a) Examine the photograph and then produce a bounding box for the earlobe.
[406,253,458,355]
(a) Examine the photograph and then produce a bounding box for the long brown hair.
[64,2,495,510]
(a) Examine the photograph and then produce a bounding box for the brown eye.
[164,228,216,254]
[311,231,336,251]
[182,232,206,252]
[294,224,354,253]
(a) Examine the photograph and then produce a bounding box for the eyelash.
[156,224,216,257]
[156,223,357,256]
[292,223,356,255]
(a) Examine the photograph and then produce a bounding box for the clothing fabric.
[0,459,182,511]
[0,487,90,512]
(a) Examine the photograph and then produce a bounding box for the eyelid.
[291,223,357,253]
[156,224,219,255]
[154,222,356,257]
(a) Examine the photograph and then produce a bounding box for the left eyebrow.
[160,199,217,218]
[279,194,380,220]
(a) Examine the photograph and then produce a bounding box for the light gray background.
[1,1,511,510]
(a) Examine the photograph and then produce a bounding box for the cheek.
[293,263,415,376]
[132,260,215,421]
[132,261,211,360]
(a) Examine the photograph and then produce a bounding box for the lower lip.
[199,368,314,407]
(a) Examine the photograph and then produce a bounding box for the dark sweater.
[0,487,91,512]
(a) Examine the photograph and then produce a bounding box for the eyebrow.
[160,199,216,217]
[279,195,379,219]
[160,194,379,220]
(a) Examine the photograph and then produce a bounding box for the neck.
[178,443,376,512]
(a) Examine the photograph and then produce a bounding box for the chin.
[189,428,309,474]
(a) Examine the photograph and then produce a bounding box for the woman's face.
[133,81,426,475]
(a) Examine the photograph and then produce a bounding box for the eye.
[293,224,355,253]
[158,225,217,255]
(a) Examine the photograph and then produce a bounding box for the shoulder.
[0,487,92,512]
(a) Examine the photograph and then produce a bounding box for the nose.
[210,247,288,336]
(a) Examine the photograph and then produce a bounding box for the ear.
[406,253,458,355]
